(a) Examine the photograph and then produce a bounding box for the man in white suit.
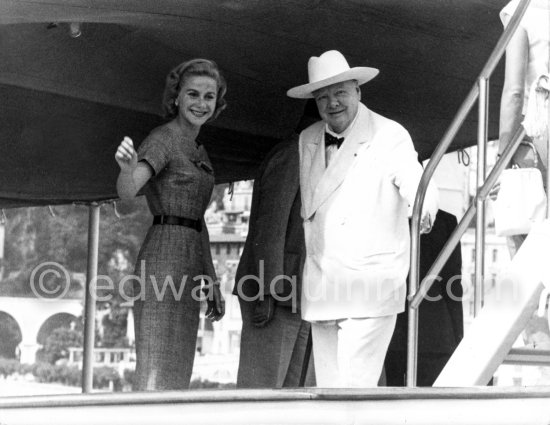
[287,50,438,387]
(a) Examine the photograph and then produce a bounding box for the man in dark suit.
[233,137,314,388]
[384,209,464,386]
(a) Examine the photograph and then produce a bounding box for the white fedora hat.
[287,50,379,99]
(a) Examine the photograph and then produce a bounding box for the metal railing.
[82,203,100,393]
[504,347,550,366]
[406,0,533,387]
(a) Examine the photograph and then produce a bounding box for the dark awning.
[0,0,508,207]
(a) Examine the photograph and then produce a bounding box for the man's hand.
[252,295,275,328]
[203,282,225,321]
[419,212,433,234]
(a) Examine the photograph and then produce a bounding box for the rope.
[457,148,471,166]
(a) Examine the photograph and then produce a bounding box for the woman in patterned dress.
[115,59,226,390]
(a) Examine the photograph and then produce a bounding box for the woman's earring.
[174,99,179,107]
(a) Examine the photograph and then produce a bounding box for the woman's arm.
[115,137,153,200]
[200,217,217,280]
[201,218,225,321]
[498,15,529,157]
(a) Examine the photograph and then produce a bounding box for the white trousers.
[310,314,397,388]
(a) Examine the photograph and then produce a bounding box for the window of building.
[226,243,231,255]
[226,259,239,269]
[215,244,220,255]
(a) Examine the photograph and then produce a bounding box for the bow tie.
[325,132,345,149]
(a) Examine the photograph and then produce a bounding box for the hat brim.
[286,67,379,99]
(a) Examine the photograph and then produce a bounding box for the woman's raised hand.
[115,136,138,172]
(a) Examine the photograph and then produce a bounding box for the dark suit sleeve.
[234,139,300,299]
[417,209,464,352]
[233,155,265,298]
[255,140,300,295]
[439,211,464,343]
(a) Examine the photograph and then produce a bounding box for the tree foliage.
[0,185,225,347]
[3,199,151,292]
[1,198,150,346]
[0,312,21,359]
[99,302,130,348]
[43,327,83,364]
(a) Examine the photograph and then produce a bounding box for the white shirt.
[324,110,360,166]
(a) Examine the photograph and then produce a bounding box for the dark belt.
[153,215,202,232]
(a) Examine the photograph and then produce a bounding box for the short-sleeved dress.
[132,124,216,391]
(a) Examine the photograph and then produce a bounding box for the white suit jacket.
[299,103,438,321]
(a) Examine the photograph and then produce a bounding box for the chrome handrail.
[411,125,526,311]
[475,77,489,316]
[406,0,532,387]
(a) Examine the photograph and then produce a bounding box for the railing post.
[82,203,100,393]
[407,0,532,389]
[474,78,489,316]
[406,86,479,388]
[406,284,419,387]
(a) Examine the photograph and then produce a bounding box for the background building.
[193,181,252,384]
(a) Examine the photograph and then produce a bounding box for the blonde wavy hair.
[162,59,227,121]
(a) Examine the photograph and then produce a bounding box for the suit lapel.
[308,104,374,215]
[301,126,325,217]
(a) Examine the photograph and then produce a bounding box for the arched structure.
[0,311,22,359]
[36,313,80,346]
[0,297,82,363]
